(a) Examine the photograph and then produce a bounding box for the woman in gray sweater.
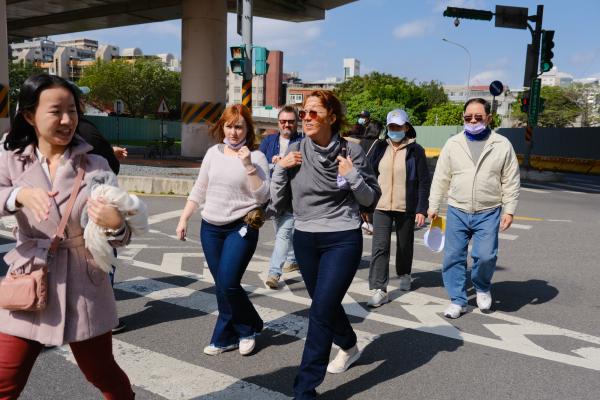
[270,90,381,399]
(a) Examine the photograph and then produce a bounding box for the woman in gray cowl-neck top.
[270,90,381,400]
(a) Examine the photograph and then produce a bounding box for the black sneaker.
[112,319,126,334]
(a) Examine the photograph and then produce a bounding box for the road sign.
[528,78,542,126]
[114,99,124,115]
[157,97,170,115]
[489,80,504,96]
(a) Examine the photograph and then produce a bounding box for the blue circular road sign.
[489,80,504,96]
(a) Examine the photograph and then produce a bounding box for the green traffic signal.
[541,30,555,73]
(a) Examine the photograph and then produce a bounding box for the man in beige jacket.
[428,98,520,319]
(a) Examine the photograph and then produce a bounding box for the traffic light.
[229,45,248,77]
[520,96,529,113]
[254,46,269,75]
[443,7,493,20]
[540,30,555,73]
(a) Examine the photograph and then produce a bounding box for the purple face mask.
[223,138,246,150]
[464,122,487,135]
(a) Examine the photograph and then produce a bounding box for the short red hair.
[209,104,257,150]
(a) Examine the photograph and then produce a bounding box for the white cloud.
[393,19,434,40]
[470,69,508,85]
[432,0,488,13]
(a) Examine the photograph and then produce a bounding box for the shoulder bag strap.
[48,156,86,256]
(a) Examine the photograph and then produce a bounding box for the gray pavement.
[1,174,600,399]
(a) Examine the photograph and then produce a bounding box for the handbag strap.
[48,156,85,255]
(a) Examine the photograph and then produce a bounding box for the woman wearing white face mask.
[176,104,269,356]
[365,109,431,307]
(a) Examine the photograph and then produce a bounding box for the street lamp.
[442,38,472,100]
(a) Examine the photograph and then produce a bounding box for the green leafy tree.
[79,58,181,118]
[334,72,448,126]
[511,86,579,127]
[8,61,44,117]
[423,102,463,125]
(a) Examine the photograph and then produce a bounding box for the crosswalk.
[1,188,599,399]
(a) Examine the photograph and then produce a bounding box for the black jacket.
[77,118,120,175]
[368,139,431,215]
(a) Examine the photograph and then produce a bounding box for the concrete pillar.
[180,0,227,158]
[1,1,10,133]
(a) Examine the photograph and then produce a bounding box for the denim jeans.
[369,210,415,290]
[293,229,362,400]
[442,205,501,307]
[268,212,297,277]
[200,219,264,348]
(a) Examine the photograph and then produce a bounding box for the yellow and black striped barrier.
[181,101,224,124]
[242,79,252,109]
[0,84,8,119]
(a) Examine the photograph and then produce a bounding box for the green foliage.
[79,59,181,118]
[334,72,448,125]
[423,103,463,125]
[511,86,579,127]
[8,61,44,117]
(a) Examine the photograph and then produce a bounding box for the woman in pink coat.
[0,74,135,399]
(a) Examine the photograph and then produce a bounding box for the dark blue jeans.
[200,219,263,348]
[293,229,362,400]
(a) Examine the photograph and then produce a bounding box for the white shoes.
[476,291,492,312]
[367,289,389,307]
[443,303,467,319]
[327,345,361,374]
[203,343,238,355]
[398,274,411,291]
[239,337,256,356]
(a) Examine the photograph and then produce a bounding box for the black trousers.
[368,210,415,290]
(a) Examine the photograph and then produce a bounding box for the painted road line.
[147,210,183,225]
[54,340,290,400]
[498,233,518,240]
[521,187,549,194]
[547,219,573,222]
[509,223,533,230]
[116,276,379,349]
[118,252,600,372]
[514,216,545,222]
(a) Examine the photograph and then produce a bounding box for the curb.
[118,175,194,196]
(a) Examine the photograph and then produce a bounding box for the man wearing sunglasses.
[259,105,303,289]
[428,98,520,319]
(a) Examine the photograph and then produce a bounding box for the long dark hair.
[4,74,82,153]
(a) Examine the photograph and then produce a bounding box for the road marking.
[521,187,549,194]
[148,210,182,225]
[514,216,545,222]
[498,233,518,240]
[53,339,290,400]
[547,219,573,223]
[509,223,532,230]
[119,254,600,372]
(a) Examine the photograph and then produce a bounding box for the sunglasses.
[278,119,296,125]
[298,109,320,120]
[463,114,485,122]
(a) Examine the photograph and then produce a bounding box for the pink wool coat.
[0,137,131,346]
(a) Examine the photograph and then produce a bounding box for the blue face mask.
[223,138,246,150]
[464,122,487,135]
[387,130,406,142]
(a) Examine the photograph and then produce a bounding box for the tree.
[79,58,181,118]
[511,86,579,127]
[423,102,463,125]
[567,83,600,127]
[8,61,44,117]
[334,72,448,126]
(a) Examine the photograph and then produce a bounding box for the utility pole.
[241,0,253,110]
[523,5,543,170]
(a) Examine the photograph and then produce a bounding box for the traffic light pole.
[523,4,544,170]
[241,0,253,110]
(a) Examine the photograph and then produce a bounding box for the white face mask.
[357,118,366,125]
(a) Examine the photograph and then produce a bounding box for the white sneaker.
[443,303,467,319]
[398,274,411,291]
[367,289,389,307]
[327,345,361,374]
[203,343,238,355]
[239,337,255,356]
[476,291,492,312]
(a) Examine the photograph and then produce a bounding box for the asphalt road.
[1,173,599,400]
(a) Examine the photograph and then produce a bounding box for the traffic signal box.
[254,47,270,75]
[540,30,555,73]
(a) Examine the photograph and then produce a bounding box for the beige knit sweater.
[375,138,416,212]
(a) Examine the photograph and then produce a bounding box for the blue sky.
[50,0,600,90]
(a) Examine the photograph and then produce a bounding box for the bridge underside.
[7,0,355,41]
